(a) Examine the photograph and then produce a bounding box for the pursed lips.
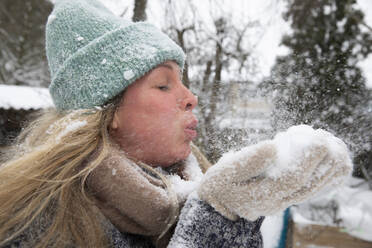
[185,118,198,140]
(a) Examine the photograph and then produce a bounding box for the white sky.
[101,0,372,88]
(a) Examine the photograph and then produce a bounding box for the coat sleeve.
[167,192,264,248]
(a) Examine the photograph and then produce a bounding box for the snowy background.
[100,0,372,89]
[82,1,372,247]
[1,0,371,247]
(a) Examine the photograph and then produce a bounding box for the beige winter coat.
[87,143,211,245]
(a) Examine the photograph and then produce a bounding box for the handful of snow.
[267,124,352,179]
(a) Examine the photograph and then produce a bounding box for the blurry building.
[219,82,272,146]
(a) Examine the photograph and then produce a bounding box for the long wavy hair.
[0,95,179,247]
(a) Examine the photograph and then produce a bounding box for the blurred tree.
[262,0,372,181]
[132,0,147,22]
[0,0,52,87]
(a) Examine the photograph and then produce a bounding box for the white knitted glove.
[198,125,353,221]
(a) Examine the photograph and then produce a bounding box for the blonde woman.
[0,0,352,247]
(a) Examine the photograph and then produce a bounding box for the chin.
[176,144,192,160]
[160,144,191,167]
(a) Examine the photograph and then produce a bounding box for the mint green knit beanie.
[46,0,185,110]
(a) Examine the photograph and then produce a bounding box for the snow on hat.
[46,0,185,110]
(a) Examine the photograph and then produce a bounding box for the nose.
[181,85,198,111]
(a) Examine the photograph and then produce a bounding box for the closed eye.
[157,85,169,91]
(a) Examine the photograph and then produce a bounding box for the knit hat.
[46,0,185,110]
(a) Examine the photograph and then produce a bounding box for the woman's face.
[111,61,198,167]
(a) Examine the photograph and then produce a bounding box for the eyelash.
[157,85,169,91]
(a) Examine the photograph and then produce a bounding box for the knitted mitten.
[198,125,352,221]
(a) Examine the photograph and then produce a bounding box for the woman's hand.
[197,125,353,221]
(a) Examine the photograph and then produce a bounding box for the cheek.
[115,99,190,166]
[144,95,178,119]
[147,105,181,136]
[127,99,181,137]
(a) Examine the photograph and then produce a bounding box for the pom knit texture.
[46,0,185,110]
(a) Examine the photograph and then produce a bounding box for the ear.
[111,112,119,129]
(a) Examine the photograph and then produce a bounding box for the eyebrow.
[158,63,182,77]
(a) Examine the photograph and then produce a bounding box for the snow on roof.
[0,84,54,110]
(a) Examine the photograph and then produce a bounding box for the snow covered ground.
[291,176,372,242]
[261,176,372,248]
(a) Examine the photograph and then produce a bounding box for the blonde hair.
[0,99,179,247]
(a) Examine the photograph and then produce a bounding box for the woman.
[0,0,352,247]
